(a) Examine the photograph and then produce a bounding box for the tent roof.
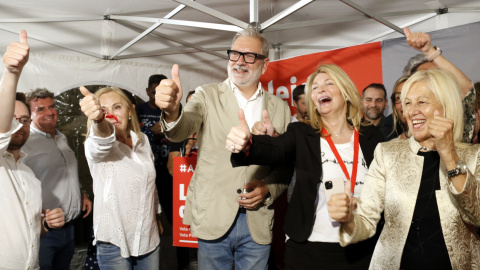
[1,0,479,74]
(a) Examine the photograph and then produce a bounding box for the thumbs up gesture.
[79,86,104,122]
[3,29,30,74]
[226,109,251,153]
[252,109,275,136]
[327,180,357,224]
[404,27,432,54]
[155,64,183,122]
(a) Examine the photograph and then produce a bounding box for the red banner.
[260,42,383,115]
[172,156,198,248]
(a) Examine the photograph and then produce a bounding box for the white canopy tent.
[1,0,479,100]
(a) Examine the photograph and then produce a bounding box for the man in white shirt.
[156,28,291,269]
[0,30,65,270]
[22,80,92,270]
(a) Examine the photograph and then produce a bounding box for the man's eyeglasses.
[14,117,31,126]
[227,50,267,64]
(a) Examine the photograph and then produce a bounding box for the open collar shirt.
[229,79,264,131]
[85,126,160,258]
[0,120,42,270]
[22,126,81,222]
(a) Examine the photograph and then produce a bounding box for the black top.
[231,122,384,242]
[400,151,452,270]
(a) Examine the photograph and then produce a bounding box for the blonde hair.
[389,75,410,137]
[85,87,142,143]
[401,69,464,143]
[304,64,363,135]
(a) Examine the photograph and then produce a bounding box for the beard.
[8,132,28,151]
[364,108,383,120]
[228,63,262,87]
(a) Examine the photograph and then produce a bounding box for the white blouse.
[85,126,161,258]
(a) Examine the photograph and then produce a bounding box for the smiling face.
[403,81,444,144]
[362,87,387,122]
[98,92,131,136]
[227,36,269,90]
[311,73,346,119]
[30,97,58,135]
[8,101,31,151]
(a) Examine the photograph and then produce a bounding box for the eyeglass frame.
[14,116,31,126]
[226,50,267,64]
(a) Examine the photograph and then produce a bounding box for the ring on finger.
[230,143,235,152]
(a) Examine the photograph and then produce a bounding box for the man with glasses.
[156,28,291,269]
[22,86,92,269]
[1,30,65,270]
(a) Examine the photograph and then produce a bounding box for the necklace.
[419,146,437,152]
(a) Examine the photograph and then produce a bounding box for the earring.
[129,115,132,120]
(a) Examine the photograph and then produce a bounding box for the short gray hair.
[232,28,269,57]
[402,54,428,76]
[25,88,55,105]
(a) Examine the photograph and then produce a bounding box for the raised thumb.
[20,29,28,44]
[79,86,92,97]
[238,109,249,131]
[263,109,272,125]
[172,64,182,93]
[344,180,353,197]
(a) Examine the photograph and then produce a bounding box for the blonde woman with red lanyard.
[226,64,384,269]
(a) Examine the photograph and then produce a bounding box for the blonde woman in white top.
[80,86,162,270]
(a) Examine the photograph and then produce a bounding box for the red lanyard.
[321,128,359,194]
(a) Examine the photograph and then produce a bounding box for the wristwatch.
[426,46,442,61]
[447,160,467,178]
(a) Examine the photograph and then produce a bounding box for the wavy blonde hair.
[304,64,363,135]
[85,87,142,143]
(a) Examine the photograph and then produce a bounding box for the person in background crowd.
[331,69,480,269]
[136,74,177,269]
[156,28,291,269]
[291,84,308,123]
[0,29,65,270]
[228,64,383,269]
[23,88,92,269]
[383,75,410,141]
[402,27,475,143]
[361,83,389,138]
[80,86,162,269]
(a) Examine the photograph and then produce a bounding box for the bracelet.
[426,46,442,61]
[43,219,51,232]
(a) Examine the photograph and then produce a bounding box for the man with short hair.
[362,83,388,137]
[22,87,92,269]
[291,84,308,122]
[156,28,291,269]
[0,30,65,270]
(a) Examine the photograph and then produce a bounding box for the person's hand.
[151,122,163,136]
[404,27,434,55]
[158,219,164,235]
[328,181,357,223]
[430,110,456,163]
[44,208,65,229]
[79,86,104,122]
[82,192,93,218]
[252,110,275,136]
[155,64,182,122]
[226,109,251,153]
[3,29,29,74]
[238,180,269,209]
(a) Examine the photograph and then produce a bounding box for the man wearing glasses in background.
[156,28,291,269]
